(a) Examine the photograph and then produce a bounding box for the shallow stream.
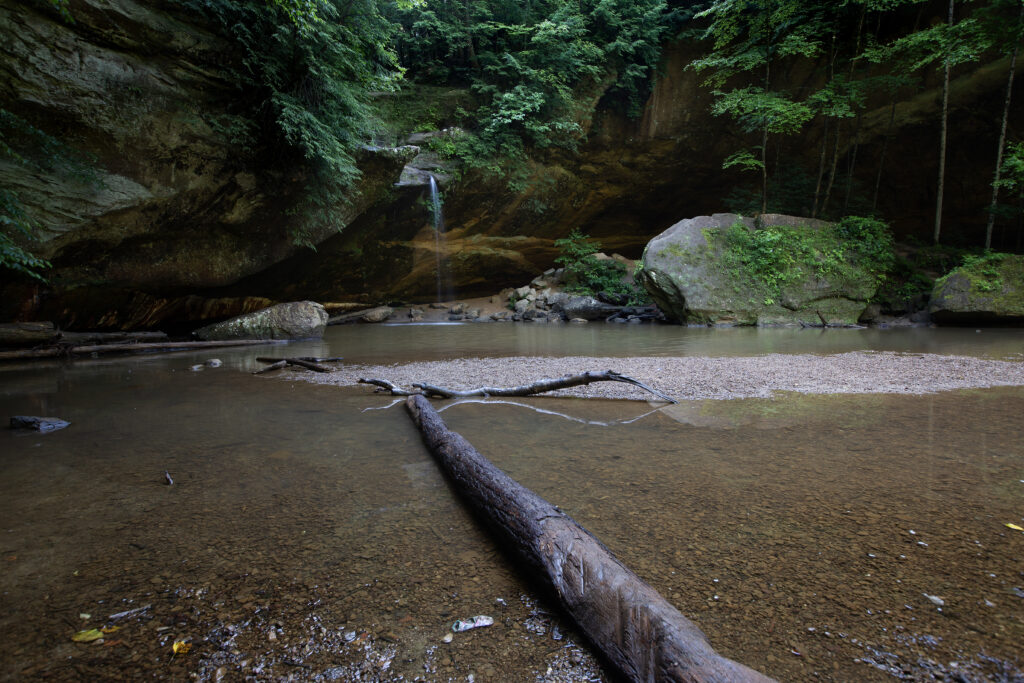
[1,324,1022,681]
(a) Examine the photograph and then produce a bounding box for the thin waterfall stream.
[429,174,454,304]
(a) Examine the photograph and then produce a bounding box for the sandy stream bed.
[297,351,1024,401]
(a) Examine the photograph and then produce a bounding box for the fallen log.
[0,339,285,361]
[360,370,677,403]
[405,394,773,683]
[59,330,169,344]
[0,322,58,347]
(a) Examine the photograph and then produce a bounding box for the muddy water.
[1,326,1022,682]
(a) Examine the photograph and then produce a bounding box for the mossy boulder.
[194,301,327,340]
[928,253,1024,325]
[639,213,891,326]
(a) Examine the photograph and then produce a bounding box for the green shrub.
[554,230,649,305]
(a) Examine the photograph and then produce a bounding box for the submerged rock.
[929,253,1024,325]
[193,301,328,340]
[10,416,70,433]
[639,213,879,326]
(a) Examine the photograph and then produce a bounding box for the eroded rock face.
[0,0,413,326]
[929,254,1024,325]
[639,214,878,326]
[194,301,328,340]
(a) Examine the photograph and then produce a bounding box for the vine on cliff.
[177,0,404,246]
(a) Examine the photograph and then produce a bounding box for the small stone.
[268,630,277,641]
[205,358,222,368]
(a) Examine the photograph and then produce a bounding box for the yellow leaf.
[172,640,191,655]
[101,625,120,634]
[1006,523,1024,532]
[72,629,104,643]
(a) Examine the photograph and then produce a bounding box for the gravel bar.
[297,351,1024,401]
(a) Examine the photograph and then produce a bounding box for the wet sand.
[299,351,1024,401]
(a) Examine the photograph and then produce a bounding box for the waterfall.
[429,175,454,304]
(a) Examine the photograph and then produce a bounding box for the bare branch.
[360,370,677,403]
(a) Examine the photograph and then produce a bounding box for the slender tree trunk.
[813,33,839,219]
[813,117,829,218]
[844,113,862,212]
[761,54,771,214]
[822,120,843,218]
[873,100,897,212]
[934,0,955,245]
[985,4,1022,249]
[761,125,769,214]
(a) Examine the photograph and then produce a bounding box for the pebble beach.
[299,350,1024,401]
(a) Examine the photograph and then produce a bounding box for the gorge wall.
[2,0,1021,329]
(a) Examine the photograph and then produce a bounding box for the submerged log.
[405,394,773,683]
[361,370,677,403]
[0,339,284,361]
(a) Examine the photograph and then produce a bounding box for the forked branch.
[359,370,677,403]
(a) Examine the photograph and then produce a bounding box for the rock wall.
[0,0,413,328]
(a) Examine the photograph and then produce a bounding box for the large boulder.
[194,301,327,340]
[928,253,1024,325]
[638,213,881,326]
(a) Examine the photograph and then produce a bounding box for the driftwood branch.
[253,360,288,375]
[254,356,336,373]
[360,370,677,403]
[0,339,285,362]
[406,395,773,683]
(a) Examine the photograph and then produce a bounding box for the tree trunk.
[0,322,58,347]
[821,120,843,218]
[813,117,829,218]
[872,99,897,212]
[985,4,1022,249]
[405,395,774,683]
[844,113,862,212]
[934,0,955,245]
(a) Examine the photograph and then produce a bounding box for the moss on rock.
[929,253,1024,325]
[639,213,894,326]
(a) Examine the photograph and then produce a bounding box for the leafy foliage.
[179,0,403,245]
[554,229,649,304]
[0,110,63,281]
[388,0,678,173]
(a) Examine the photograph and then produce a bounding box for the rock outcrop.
[0,0,414,327]
[928,254,1024,325]
[193,302,328,341]
[639,214,880,326]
